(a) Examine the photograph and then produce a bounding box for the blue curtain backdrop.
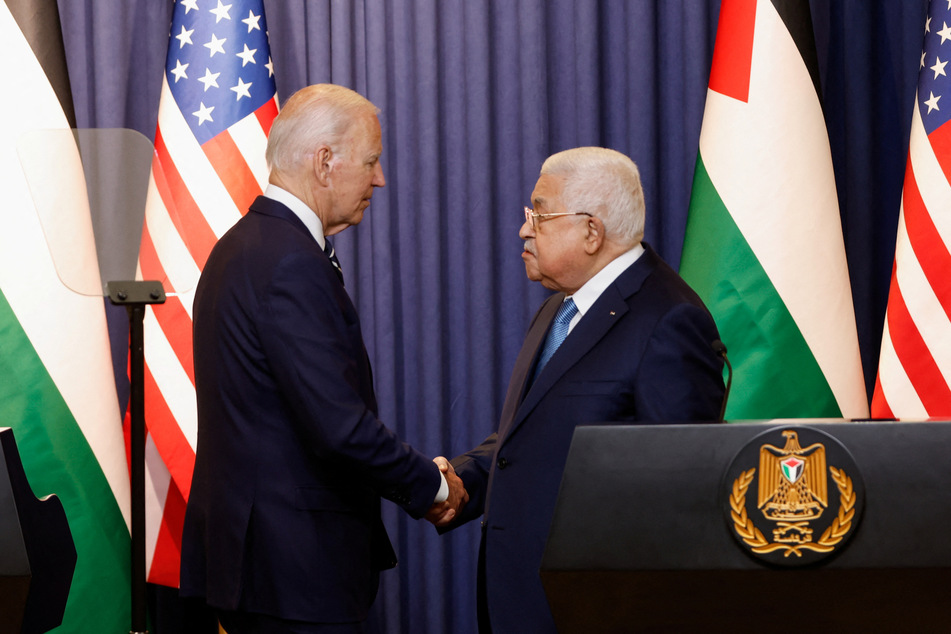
[54,1,927,632]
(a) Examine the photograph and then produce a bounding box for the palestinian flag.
[0,1,130,631]
[679,0,868,419]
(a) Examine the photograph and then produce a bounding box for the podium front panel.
[540,421,951,631]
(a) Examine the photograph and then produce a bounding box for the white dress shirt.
[564,243,645,334]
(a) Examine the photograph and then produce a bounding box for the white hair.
[265,84,380,174]
[540,147,645,246]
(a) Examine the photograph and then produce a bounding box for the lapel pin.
[610,311,616,316]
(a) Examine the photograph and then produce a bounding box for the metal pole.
[128,302,147,634]
[107,281,164,634]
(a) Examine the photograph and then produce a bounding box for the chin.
[523,263,542,282]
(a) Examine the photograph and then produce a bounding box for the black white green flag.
[680,0,868,419]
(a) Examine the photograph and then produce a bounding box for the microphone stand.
[712,340,733,423]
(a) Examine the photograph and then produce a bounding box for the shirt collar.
[568,243,645,318]
[264,184,326,249]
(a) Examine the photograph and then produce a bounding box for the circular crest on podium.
[721,425,865,567]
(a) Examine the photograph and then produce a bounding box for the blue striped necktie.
[534,298,578,379]
[324,240,344,285]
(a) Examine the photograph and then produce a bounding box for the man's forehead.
[346,114,383,156]
[343,112,380,138]
[531,173,564,206]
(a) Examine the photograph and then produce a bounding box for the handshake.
[425,456,468,527]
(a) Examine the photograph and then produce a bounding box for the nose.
[519,216,535,240]
[372,161,386,187]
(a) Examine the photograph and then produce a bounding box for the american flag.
[137,0,277,586]
[872,0,951,419]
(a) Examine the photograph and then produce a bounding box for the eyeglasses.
[523,206,592,230]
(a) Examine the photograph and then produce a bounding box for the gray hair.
[540,147,645,246]
[265,84,380,174]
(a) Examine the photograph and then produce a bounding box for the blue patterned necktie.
[533,298,578,379]
[324,240,344,286]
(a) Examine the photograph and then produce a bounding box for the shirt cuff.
[433,471,449,503]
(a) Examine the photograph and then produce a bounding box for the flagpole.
[108,281,166,634]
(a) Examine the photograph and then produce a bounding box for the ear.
[583,216,605,255]
[313,145,334,186]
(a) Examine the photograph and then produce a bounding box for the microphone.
[711,339,732,423]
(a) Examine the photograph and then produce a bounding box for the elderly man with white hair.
[442,146,726,633]
[182,84,467,633]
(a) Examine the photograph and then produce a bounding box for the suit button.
[497,457,509,470]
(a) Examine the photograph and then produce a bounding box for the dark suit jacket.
[180,196,441,623]
[449,243,725,633]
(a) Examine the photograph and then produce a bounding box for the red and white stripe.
[138,75,277,586]
[873,92,951,419]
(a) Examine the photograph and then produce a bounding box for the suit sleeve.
[634,302,725,423]
[443,432,497,529]
[257,250,441,519]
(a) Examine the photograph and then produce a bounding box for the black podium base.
[544,568,950,632]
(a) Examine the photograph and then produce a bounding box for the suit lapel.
[496,294,562,440]
[508,289,628,432]
[501,245,660,441]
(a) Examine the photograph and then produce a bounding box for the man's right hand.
[426,457,468,526]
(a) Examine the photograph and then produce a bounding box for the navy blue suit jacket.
[449,244,725,632]
[180,196,441,623]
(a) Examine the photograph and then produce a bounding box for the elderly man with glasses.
[440,146,726,633]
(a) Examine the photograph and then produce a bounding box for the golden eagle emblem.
[726,426,863,563]
[757,430,828,542]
